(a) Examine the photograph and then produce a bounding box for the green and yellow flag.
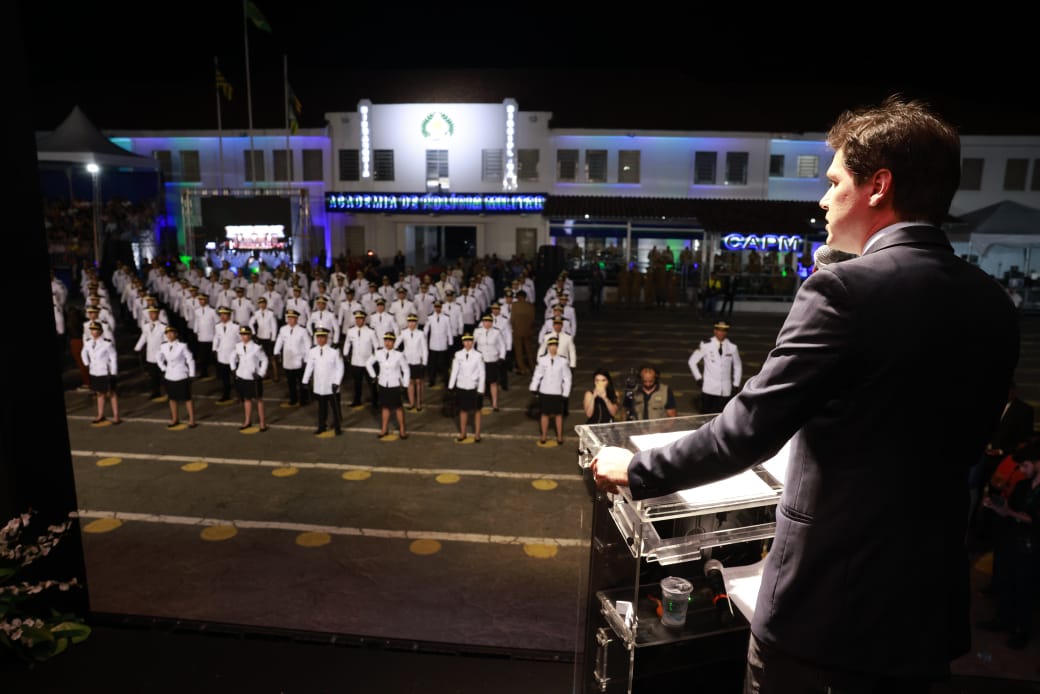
[245,1,272,33]
[288,85,301,133]
[215,68,233,101]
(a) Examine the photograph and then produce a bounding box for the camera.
[622,367,638,421]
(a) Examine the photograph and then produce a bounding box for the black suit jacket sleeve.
[628,268,852,499]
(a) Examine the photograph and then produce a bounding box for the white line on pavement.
[73,509,588,547]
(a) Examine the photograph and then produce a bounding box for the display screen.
[199,196,292,249]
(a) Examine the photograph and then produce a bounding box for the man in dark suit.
[592,96,1020,691]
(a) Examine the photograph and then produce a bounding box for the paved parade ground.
[11,301,1040,692]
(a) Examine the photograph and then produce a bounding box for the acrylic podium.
[575,415,788,693]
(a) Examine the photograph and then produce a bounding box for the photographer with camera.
[623,365,677,421]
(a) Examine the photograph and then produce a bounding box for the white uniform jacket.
[395,328,429,366]
[157,339,196,381]
[688,337,742,397]
[448,348,485,392]
[367,310,397,338]
[308,310,341,344]
[537,330,577,368]
[492,314,512,348]
[423,312,454,351]
[212,321,241,365]
[194,306,219,342]
[134,321,167,364]
[343,324,380,367]
[389,299,418,330]
[274,323,312,370]
[82,337,118,376]
[530,353,572,398]
[302,343,344,395]
[366,347,410,388]
[473,326,506,363]
[231,340,268,380]
[250,309,279,341]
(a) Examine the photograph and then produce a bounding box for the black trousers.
[350,365,376,405]
[700,392,731,414]
[315,393,341,433]
[428,349,449,386]
[216,362,232,400]
[195,341,212,378]
[145,361,162,397]
[284,366,307,405]
[745,633,935,694]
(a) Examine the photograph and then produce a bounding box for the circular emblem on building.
[421,112,455,141]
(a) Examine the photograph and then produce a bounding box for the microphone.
[703,559,735,625]
[813,244,858,269]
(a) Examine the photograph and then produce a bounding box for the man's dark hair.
[826,94,960,226]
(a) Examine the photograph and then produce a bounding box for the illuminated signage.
[224,224,286,250]
[325,193,547,214]
[722,233,803,252]
[421,112,455,140]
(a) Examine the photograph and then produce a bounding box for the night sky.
[18,2,1040,136]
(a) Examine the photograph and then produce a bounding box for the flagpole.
[214,57,225,190]
[283,54,291,188]
[243,0,256,184]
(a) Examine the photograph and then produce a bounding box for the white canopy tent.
[947,200,1040,278]
[35,105,159,170]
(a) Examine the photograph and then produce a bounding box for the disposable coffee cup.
[659,576,693,627]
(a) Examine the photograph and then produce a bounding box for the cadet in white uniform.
[424,300,454,388]
[157,325,197,428]
[687,320,742,414]
[538,318,577,368]
[395,314,429,411]
[343,310,380,408]
[230,325,269,431]
[250,296,280,382]
[367,332,411,439]
[193,294,218,379]
[308,296,340,345]
[448,333,486,443]
[302,327,344,435]
[367,298,397,339]
[135,306,168,400]
[530,336,573,445]
[212,307,241,404]
[389,287,418,332]
[473,314,507,411]
[82,321,121,425]
[274,309,312,406]
[490,302,513,390]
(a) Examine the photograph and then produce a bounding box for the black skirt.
[455,387,482,412]
[377,385,403,409]
[408,364,426,379]
[235,376,263,399]
[483,360,500,384]
[165,378,192,402]
[538,393,566,416]
[90,374,115,393]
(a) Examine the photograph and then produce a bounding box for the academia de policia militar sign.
[325,193,547,214]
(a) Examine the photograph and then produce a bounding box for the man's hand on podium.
[591,446,635,494]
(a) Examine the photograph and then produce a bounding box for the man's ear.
[868,168,893,208]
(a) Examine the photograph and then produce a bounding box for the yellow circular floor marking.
[316,430,336,438]
[454,437,474,445]
[532,479,558,491]
[351,404,367,410]
[410,539,442,555]
[96,457,122,467]
[536,440,559,448]
[239,426,259,435]
[272,466,299,478]
[215,399,235,406]
[201,525,237,541]
[82,518,123,533]
[296,532,331,548]
[523,544,559,559]
[91,420,112,428]
[435,473,460,484]
[167,423,188,431]
[342,470,372,481]
[181,461,208,472]
[379,433,400,442]
[481,407,493,415]
[279,402,300,409]
[151,395,169,403]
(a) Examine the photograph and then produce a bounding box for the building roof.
[544,196,824,236]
